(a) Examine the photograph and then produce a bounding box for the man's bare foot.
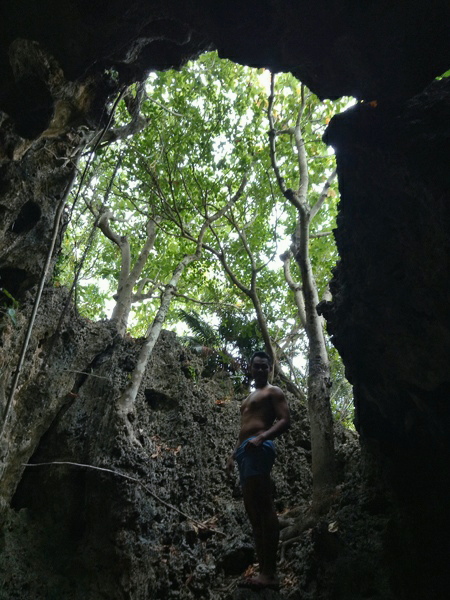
[237,574,280,590]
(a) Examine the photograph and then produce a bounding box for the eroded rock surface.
[1,1,449,128]
[0,295,400,599]
[320,77,450,599]
[0,295,313,599]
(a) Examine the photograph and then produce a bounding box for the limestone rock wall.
[323,78,450,452]
[0,289,413,600]
[320,78,450,599]
[0,295,313,599]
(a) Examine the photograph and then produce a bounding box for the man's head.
[250,351,272,367]
[249,351,272,385]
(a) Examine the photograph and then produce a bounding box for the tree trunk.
[110,218,160,335]
[294,212,335,508]
[118,253,195,413]
[251,290,278,377]
[118,187,244,414]
[269,72,336,509]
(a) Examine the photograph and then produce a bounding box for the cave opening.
[0,3,449,599]
[0,266,30,299]
[10,200,41,234]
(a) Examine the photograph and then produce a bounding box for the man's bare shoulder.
[267,384,285,399]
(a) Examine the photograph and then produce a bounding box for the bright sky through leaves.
[58,52,355,426]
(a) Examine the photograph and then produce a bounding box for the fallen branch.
[23,460,226,536]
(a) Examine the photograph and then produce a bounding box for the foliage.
[178,309,246,380]
[58,52,354,425]
[328,345,355,428]
[436,69,450,79]
[178,309,222,349]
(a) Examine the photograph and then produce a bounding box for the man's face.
[250,356,270,384]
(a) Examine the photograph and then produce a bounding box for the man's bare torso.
[238,384,280,443]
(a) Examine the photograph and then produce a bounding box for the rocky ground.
[0,292,398,599]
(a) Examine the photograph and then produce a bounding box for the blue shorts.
[234,437,276,484]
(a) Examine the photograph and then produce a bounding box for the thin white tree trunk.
[293,212,335,507]
[118,253,195,412]
[111,217,161,335]
[281,250,307,328]
[269,72,336,508]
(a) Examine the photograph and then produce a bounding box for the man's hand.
[245,434,266,449]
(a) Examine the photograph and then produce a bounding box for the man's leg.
[243,476,265,574]
[242,474,279,585]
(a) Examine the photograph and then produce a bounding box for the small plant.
[0,288,19,328]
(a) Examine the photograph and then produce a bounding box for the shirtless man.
[226,351,290,590]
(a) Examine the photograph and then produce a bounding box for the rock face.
[0,292,395,600]
[320,78,450,599]
[1,1,450,599]
[1,1,449,123]
[323,78,450,451]
[0,297,313,599]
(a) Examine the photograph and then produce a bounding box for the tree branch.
[293,87,309,203]
[131,288,159,303]
[90,82,150,149]
[97,209,124,247]
[309,168,337,221]
[128,217,161,284]
[280,250,307,328]
[226,208,256,272]
[310,230,333,239]
[97,209,131,297]
[147,95,184,118]
[119,174,250,410]
[169,291,240,311]
[267,72,288,195]
[267,74,305,213]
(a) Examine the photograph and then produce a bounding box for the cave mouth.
[5,76,54,139]
[0,266,30,299]
[10,200,41,234]
[56,52,355,425]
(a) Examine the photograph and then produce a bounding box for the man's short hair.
[250,350,272,366]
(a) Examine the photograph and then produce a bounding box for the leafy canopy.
[58,52,354,424]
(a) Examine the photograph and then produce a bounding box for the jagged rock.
[0,301,310,598]
[1,1,449,126]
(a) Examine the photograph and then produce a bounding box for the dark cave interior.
[0,1,450,598]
